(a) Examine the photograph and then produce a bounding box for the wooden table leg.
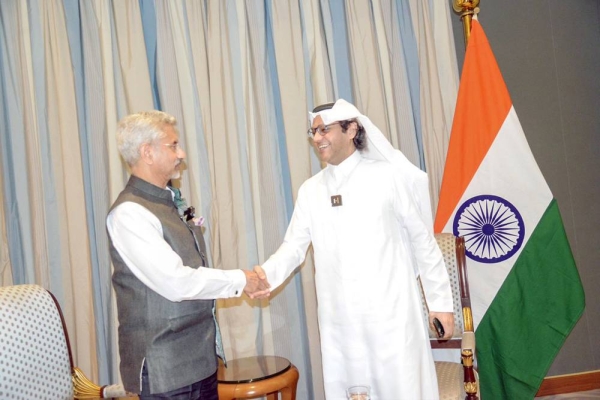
[280,365,299,400]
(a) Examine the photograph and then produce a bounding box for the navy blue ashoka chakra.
[453,195,525,263]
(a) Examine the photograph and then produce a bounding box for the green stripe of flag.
[476,199,585,399]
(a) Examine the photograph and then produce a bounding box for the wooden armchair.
[0,284,129,399]
[419,233,479,400]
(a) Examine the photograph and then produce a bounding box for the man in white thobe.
[256,99,454,399]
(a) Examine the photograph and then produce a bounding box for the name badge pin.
[331,195,342,207]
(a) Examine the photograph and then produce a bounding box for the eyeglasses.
[307,122,340,139]
[162,143,182,152]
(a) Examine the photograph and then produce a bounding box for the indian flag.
[434,20,585,399]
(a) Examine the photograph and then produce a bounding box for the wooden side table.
[217,355,299,400]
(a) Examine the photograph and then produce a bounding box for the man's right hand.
[243,268,271,299]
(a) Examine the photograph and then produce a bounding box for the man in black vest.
[107,111,268,399]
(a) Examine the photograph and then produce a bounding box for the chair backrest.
[419,233,472,347]
[0,284,74,400]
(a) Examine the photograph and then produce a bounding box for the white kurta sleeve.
[261,184,313,290]
[107,202,246,301]
[393,171,454,313]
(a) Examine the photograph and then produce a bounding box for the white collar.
[328,150,361,179]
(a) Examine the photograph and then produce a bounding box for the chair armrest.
[73,367,129,399]
[461,331,475,352]
[102,384,128,398]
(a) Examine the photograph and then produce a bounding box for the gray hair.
[116,110,177,166]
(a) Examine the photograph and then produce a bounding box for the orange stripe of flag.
[434,20,513,233]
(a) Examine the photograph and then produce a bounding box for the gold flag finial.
[453,0,480,46]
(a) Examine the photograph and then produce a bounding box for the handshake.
[242,265,271,299]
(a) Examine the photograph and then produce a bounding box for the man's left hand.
[429,311,454,339]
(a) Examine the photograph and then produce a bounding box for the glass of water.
[346,385,371,400]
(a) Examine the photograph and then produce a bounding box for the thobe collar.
[325,150,362,188]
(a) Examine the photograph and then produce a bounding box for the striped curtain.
[0,0,458,397]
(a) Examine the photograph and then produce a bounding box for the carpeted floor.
[536,389,600,399]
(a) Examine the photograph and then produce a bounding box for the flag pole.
[453,0,480,46]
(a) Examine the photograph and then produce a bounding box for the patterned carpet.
[536,389,600,399]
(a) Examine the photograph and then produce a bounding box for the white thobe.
[262,151,453,400]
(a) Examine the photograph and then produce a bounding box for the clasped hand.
[242,265,271,299]
[429,311,454,340]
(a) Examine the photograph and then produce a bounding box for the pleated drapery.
[0,1,458,397]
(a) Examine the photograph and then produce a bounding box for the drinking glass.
[346,385,371,400]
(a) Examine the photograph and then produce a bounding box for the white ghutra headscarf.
[309,98,434,231]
